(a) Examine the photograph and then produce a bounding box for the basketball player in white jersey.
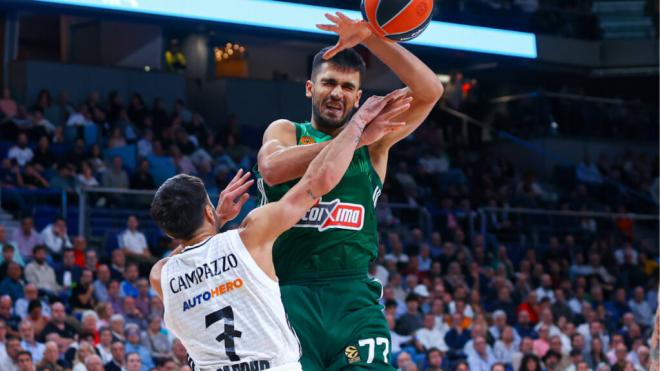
[149,89,412,371]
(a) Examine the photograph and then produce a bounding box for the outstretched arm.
[318,13,444,150]
[240,91,411,252]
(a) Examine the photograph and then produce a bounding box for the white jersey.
[161,230,301,371]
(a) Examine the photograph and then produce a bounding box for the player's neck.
[310,118,344,138]
[180,227,216,250]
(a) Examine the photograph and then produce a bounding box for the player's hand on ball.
[216,169,254,225]
[359,88,412,147]
[317,12,372,59]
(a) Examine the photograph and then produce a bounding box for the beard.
[311,96,355,130]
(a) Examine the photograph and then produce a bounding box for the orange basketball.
[361,0,434,42]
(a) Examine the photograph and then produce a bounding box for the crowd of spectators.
[0,88,254,215]
[0,84,657,371]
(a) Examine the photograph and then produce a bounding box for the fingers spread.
[316,24,338,32]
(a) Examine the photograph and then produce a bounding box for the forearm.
[362,35,443,102]
[304,119,364,197]
[259,141,331,185]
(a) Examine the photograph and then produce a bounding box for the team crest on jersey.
[345,346,361,363]
[300,136,315,145]
[296,198,364,231]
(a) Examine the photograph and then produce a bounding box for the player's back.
[161,230,301,371]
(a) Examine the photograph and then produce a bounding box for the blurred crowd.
[0,85,657,371]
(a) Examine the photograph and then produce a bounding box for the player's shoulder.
[266,119,297,132]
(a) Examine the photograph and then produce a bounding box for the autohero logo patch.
[296,198,364,231]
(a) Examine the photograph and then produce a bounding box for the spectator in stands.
[494,326,518,365]
[519,353,543,371]
[121,297,146,330]
[124,324,153,371]
[85,249,98,272]
[71,236,88,268]
[49,163,77,192]
[445,312,471,353]
[396,294,423,336]
[24,299,48,336]
[96,327,113,364]
[66,104,94,127]
[88,144,107,175]
[41,302,75,349]
[130,159,156,190]
[141,314,171,364]
[69,269,95,313]
[117,216,153,265]
[0,296,21,336]
[515,310,537,339]
[14,283,50,319]
[628,286,653,327]
[468,336,497,371]
[120,263,141,298]
[92,264,111,303]
[38,340,66,371]
[0,88,18,121]
[170,144,196,175]
[19,320,44,363]
[31,136,54,172]
[29,106,55,135]
[125,351,143,371]
[24,245,59,296]
[108,127,127,149]
[425,348,443,371]
[40,217,72,258]
[109,314,125,343]
[77,161,99,189]
[414,312,448,354]
[134,278,150,318]
[55,249,80,293]
[0,244,23,280]
[0,262,24,301]
[102,156,129,190]
[109,248,126,281]
[83,354,104,371]
[71,340,96,371]
[0,335,20,370]
[8,133,33,167]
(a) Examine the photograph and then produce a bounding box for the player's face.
[307,63,362,130]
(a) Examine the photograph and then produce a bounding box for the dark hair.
[2,244,14,252]
[151,174,209,240]
[311,47,366,86]
[28,299,42,313]
[32,244,46,255]
[16,350,32,360]
[427,347,443,358]
[520,354,542,371]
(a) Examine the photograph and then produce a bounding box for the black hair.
[151,174,209,240]
[16,350,32,360]
[28,299,42,313]
[2,244,14,252]
[32,244,46,255]
[520,354,542,371]
[311,47,366,86]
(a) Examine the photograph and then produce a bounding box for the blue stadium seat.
[147,155,176,185]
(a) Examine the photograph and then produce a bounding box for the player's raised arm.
[241,90,411,251]
[258,120,331,186]
[318,12,444,151]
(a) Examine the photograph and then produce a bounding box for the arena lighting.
[32,0,537,58]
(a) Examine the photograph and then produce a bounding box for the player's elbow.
[258,161,283,187]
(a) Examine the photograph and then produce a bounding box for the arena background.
[0,0,657,370]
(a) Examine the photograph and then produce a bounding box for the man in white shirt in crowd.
[117,215,154,265]
[628,286,653,327]
[535,274,556,303]
[24,245,59,296]
[0,335,21,371]
[468,336,496,371]
[490,310,520,346]
[414,313,449,354]
[40,217,72,258]
[14,284,51,319]
[18,320,44,363]
[12,217,41,262]
[7,133,33,167]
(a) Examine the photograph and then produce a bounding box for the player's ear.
[355,89,363,108]
[305,80,313,98]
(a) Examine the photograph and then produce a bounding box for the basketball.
[361,0,434,42]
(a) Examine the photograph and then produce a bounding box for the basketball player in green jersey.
[254,12,444,370]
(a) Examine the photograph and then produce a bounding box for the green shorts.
[280,274,395,371]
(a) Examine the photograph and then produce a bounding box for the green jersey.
[254,122,382,283]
